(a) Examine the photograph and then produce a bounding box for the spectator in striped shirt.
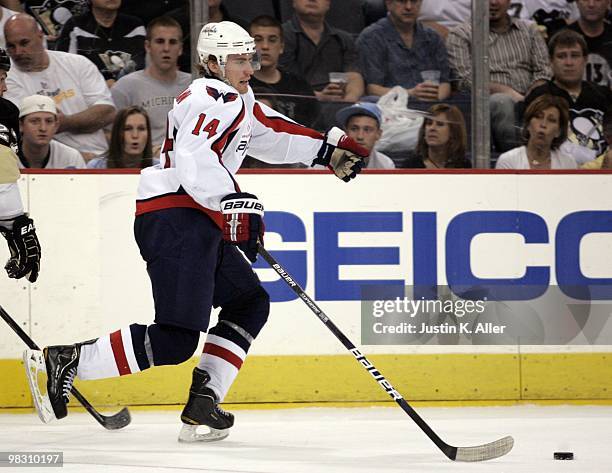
[447,0,552,153]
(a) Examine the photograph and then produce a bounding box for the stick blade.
[99,407,131,430]
[453,435,514,462]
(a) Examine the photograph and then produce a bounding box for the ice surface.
[1,405,611,472]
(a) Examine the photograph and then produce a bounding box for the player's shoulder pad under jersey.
[0,145,20,184]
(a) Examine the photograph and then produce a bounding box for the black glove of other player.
[220,192,264,263]
[313,126,369,182]
[0,214,41,283]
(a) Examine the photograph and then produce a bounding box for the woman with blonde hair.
[407,103,471,168]
[88,106,156,169]
[496,94,576,169]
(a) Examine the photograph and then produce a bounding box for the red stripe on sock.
[110,330,131,376]
[202,343,244,370]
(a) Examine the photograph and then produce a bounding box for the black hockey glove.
[220,192,264,263]
[313,126,369,182]
[0,214,41,282]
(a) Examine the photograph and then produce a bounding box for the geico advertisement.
[242,173,612,304]
[10,172,612,306]
[252,209,612,303]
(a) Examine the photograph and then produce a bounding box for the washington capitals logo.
[206,86,238,103]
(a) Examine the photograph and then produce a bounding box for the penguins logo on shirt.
[98,51,136,78]
[569,108,606,155]
[28,0,88,36]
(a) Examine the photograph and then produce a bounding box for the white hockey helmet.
[197,21,258,75]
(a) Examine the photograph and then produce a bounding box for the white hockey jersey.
[135,77,324,227]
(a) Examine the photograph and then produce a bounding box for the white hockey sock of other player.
[77,327,145,380]
[197,333,247,401]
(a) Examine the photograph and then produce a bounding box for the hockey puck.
[554,452,574,460]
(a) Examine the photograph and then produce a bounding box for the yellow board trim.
[2,353,611,409]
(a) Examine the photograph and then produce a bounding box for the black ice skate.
[23,344,81,422]
[178,367,234,442]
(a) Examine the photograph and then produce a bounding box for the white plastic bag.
[375,86,423,154]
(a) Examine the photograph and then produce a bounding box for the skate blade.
[23,349,56,424]
[178,424,230,443]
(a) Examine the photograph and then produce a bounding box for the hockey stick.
[257,245,514,462]
[0,304,131,430]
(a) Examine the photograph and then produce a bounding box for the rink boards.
[1,170,611,408]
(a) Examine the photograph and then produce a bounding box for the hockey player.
[0,47,41,284]
[24,22,368,442]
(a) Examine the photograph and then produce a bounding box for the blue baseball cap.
[336,102,382,128]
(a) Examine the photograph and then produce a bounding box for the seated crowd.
[0,0,610,170]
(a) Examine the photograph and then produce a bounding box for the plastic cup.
[421,70,441,85]
[329,72,349,84]
[329,72,349,94]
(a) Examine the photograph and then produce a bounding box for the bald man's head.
[5,14,46,72]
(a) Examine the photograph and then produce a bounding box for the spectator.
[582,106,612,169]
[119,0,190,72]
[417,1,579,36]
[519,0,580,38]
[416,0,471,36]
[24,1,89,39]
[447,0,552,152]
[279,0,364,102]
[523,29,612,164]
[4,14,116,161]
[335,102,395,168]
[250,87,279,110]
[0,1,20,10]
[249,15,318,127]
[242,87,307,169]
[120,0,187,26]
[0,2,16,47]
[88,106,156,169]
[206,0,248,28]
[496,94,576,169]
[405,103,470,168]
[17,94,85,169]
[567,0,612,87]
[111,16,191,153]
[356,0,451,101]
[55,0,146,86]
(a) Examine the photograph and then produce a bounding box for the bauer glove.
[313,126,368,182]
[220,192,264,263]
[0,214,41,282]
